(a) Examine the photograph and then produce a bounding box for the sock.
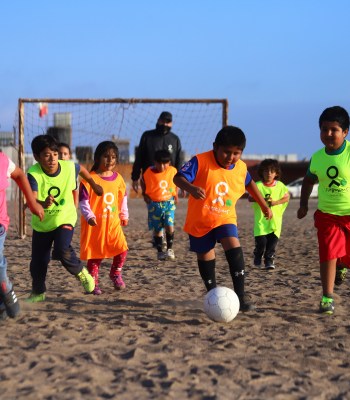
[87,259,102,286]
[225,247,245,298]
[197,259,216,291]
[166,232,174,249]
[154,236,163,252]
[110,251,128,279]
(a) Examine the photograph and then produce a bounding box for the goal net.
[15,98,228,237]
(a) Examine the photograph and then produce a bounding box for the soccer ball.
[203,286,240,323]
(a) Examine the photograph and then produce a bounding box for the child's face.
[35,147,59,174]
[213,144,243,168]
[154,161,170,172]
[320,121,348,151]
[262,168,277,184]
[98,149,117,172]
[58,146,71,160]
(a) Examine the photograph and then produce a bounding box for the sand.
[1,197,350,400]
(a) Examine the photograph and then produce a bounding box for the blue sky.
[1,0,349,160]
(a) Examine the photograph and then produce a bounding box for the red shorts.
[314,210,350,263]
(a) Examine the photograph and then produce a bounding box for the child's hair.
[214,126,246,150]
[319,106,350,131]
[154,149,171,163]
[31,134,59,156]
[91,141,119,172]
[258,159,281,180]
[58,142,72,154]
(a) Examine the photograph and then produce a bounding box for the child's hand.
[121,219,128,226]
[30,203,45,221]
[88,217,97,226]
[189,186,206,200]
[263,208,273,220]
[142,193,152,204]
[297,206,308,219]
[43,195,56,208]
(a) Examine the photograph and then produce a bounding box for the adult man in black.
[131,111,182,193]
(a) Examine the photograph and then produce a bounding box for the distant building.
[242,153,298,162]
[0,131,15,149]
[111,136,130,164]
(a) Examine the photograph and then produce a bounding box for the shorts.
[314,209,350,263]
[148,200,176,232]
[189,224,238,253]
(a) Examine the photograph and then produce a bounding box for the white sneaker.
[167,249,175,260]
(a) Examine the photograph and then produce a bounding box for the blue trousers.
[30,225,82,294]
[0,224,12,294]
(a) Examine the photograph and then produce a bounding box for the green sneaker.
[77,268,95,293]
[26,292,46,303]
[335,266,347,286]
[319,296,334,315]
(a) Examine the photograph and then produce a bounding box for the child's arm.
[79,182,97,226]
[297,175,317,219]
[173,173,206,200]
[270,192,290,207]
[119,195,129,226]
[78,165,103,196]
[140,176,152,204]
[246,180,273,219]
[11,167,44,221]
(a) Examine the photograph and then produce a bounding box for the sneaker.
[93,286,102,295]
[0,289,20,318]
[265,262,276,270]
[157,252,167,261]
[26,292,46,303]
[319,296,334,315]
[112,274,126,290]
[77,268,95,293]
[167,249,175,261]
[238,295,256,312]
[335,266,347,286]
[253,257,262,267]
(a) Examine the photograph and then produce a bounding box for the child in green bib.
[249,159,289,269]
[26,135,103,302]
[297,106,350,315]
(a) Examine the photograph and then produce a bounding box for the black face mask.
[156,123,170,135]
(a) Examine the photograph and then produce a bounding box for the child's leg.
[54,225,95,293]
[253,235,266,266]
[110,250,128,290]
[165,226,175,260]
[197,249,217,291]
[0,225,12,292]
[221,237,255,311]
[87,259,102,295]
[319,259,337,314]
[0,225,19,317]
[264,233,279,268]
[30,230,54,295]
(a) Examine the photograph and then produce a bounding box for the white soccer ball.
[203,286,240,323]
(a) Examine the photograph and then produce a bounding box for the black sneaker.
[238,295,256,312]
[265,261,276,270]
[1,289,20,318]
[335,266,347,286]
[319,296,334,315]
[253,257,262,267]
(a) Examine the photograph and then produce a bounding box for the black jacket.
[131,129,182,181]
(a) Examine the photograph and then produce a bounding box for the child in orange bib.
[174,126,273,312]
[80,141,128,295]
[141,149,178,261]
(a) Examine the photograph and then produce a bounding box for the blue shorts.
[148,200,176,232]
[189,224,238,253]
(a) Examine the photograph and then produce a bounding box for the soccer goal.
[16,97,228,237]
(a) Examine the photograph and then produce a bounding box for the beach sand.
[1,197,350,399]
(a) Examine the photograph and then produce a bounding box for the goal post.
[16,97,229,237]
